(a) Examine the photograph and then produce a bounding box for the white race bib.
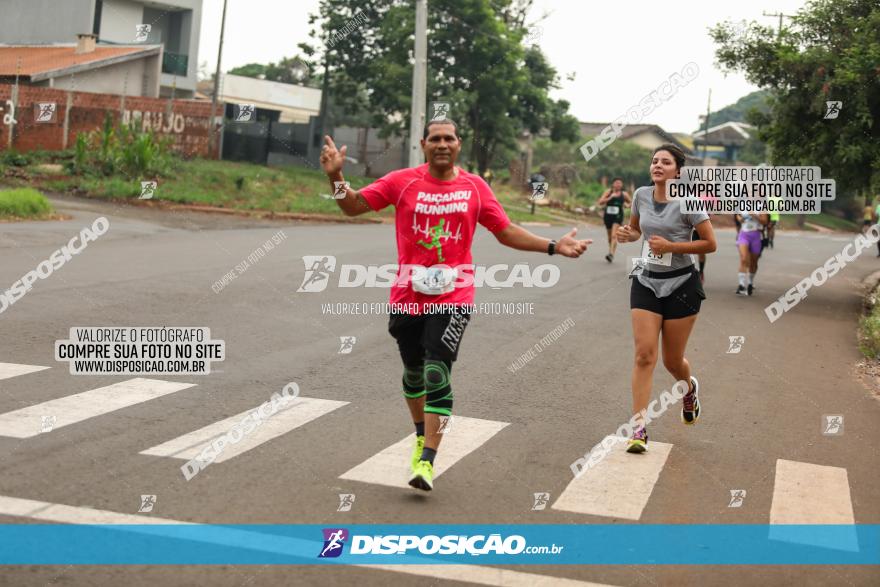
[606,206,620,216]
[641,240,672,266]
[411,266,457,295]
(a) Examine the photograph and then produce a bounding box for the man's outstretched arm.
[493,224,591,258]
[320,135,372,217]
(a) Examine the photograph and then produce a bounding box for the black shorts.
[864,219,873,227]
[388,308,471,365]
[604,215,623,229]
[630,271,705,319]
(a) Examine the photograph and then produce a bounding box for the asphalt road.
[0,194,878,586]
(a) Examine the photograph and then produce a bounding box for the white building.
[0,0,203,98]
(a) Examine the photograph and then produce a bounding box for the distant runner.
[597,178,632,263]
[320,119,591,491]
[735,209,768,296]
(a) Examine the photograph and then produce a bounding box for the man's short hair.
[423,118,460,140]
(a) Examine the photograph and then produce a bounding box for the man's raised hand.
[556,227,591,258]
[320,135,347,176]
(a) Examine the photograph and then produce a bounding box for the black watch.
[548,239,557,256]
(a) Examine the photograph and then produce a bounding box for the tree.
[710,0,880,215]
[228,56,316,86]
[301,0,579,174]
[694,89,770,132]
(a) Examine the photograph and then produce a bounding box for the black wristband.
[548,239,557,255]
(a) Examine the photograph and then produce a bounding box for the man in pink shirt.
[320,119,590,491]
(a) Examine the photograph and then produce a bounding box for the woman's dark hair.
[652,143,686,170]
[611,177,623,183]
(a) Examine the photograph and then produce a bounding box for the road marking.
[552,436,673,520]
[0,378,195,438]
[769,459,858,551]
[0,495,614,586]
[770,459,855,524]
[339,416,509,487]
[0,363,50,381]
[140,397,348,463]
[0,495,190,525]
[360,564,617,586]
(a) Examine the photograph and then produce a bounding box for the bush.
[859,286,880,358]
[0,187,53,218]
[2,150,32,167]
[71,113,176,180]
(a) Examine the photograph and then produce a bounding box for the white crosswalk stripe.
[0,495,617,586]
[769,458,858,551]
[0,362,50,381]
[0,378,195,438]
[340,416,509,487]
[140,396,348,463]
[552,436,673,520]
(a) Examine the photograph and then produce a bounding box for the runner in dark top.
[596,178,632,263]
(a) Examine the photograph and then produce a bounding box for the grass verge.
[0,187,54,220]
[859,283,880,359]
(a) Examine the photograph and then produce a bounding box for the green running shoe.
[410,435,425,471]
[626,426,648,454]
[408,459,434,491]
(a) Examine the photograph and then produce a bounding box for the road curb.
[862,270,880,297]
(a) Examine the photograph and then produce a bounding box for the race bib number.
[641,240,672,266]
[606,206,620,216]
[412,266,457,295]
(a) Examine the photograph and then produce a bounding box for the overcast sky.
[198,0,808,134]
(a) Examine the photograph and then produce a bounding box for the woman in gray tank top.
[615,144,717,453]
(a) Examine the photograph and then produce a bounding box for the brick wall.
[0,84,221,157]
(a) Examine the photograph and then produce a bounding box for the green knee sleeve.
[424,359,452,416]
[402,365,425,399]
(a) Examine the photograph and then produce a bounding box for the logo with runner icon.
[822,414,844,436]
[34,102,57,123]
[298,256,337,292]
[338,336,356,354]
[530,182,548,201]
[531,492,550,510]
[430,102,450,122]
[138,494,156,513]
[823,101,842,120]
[337,494,355,512]
[727,336,745,354]
[318,528,349,558]
[728,489,746,508]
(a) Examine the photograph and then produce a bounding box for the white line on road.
[769,459,858,551]
[0,378,195,438]
[0,495,615,586]
[359,564,617,586]
[770,459,855,524]
[552,436,673,520]
[0,363,50,381]
[339,416,509,487]
[140,397,348,463]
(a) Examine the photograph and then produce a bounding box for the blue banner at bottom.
[1,524,877,565]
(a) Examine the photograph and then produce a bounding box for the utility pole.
[317,38,330,157]
[408,0,428,167]
[210,0,229,159]
[702,89,711,160]
[762,11,795,38]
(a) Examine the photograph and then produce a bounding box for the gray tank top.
[631,185,709,298]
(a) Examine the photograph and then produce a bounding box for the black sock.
[420,447,437,465]
[415,421,425,437]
